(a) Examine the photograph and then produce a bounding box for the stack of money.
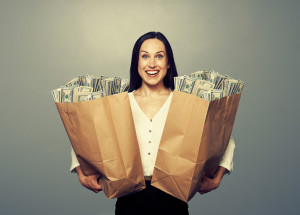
[51,74,129,103]
[174,70,244,101]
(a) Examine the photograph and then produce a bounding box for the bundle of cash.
[174,70,244,101]
[51,74,129,103]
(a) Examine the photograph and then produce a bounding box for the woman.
[70,32,235,214]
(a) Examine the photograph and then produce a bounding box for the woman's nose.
[148,57,156,68]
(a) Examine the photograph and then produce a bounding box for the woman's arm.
[199,137,236,194]
[70,148,102,193]
[218,136,236,174]
[70,147,80,173]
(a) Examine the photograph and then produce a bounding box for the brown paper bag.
[55,89,240,202]
[151,90,241,202]
[55,92,146,199]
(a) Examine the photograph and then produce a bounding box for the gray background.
[1,0,299,214]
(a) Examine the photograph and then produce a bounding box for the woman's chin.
[142,80,164,88]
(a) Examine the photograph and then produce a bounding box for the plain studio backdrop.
[0,0,299,214]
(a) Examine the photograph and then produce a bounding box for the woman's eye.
[141,55,148,59]
[157,54,163,59]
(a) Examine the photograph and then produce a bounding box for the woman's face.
[138,38,169,87]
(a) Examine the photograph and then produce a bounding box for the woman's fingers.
[87,175,102,190]
[90,178,102,190]
[198,175,220,195]
[79,174,103,193]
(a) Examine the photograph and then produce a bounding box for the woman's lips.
[145,70,159,77]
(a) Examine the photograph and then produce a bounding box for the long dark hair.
[128,32,178,92]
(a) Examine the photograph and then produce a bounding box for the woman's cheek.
[140,60,148,69]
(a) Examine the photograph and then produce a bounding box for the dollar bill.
[227,79,239,96]
[189,71,203,79]
[92,91,104,99]
[211,89,224,100]
[209,70,217,84]
[174,76,186,91]
[236,80,245,94]
[180,76,195,94]
[113,77,122,94]
[65,77,79,87]
[81,91,105,101]
[61,87,73,103]
[77,92,92,102]
[196,88,208,97]
[93,77,103,92]
[73,86,93,102]
[85,74,93,88]
[78,76,86,86]
[120,77,129,92]
[191,79,214,95]
[104,77,114,96]
[214,73,226,89]
[51,88,62,103]
[81,94,92,101]
[198,90,211,101]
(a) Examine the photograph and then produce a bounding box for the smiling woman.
[137,39,169,87]
[128,32,178,92]
[71,32,235,215]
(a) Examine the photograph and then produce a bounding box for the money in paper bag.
[55,92,146,199]
[151,90,241,202]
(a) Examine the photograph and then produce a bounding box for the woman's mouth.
[145,70,159,77]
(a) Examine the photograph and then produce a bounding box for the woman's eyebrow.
[140,51,165,53]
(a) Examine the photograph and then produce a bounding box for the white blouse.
[70,91,236,175]
[128,91,174,176]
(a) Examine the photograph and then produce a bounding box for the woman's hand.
[75,166,102,193]
[198,166,227,195]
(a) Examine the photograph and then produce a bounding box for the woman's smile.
[145,70,160,77]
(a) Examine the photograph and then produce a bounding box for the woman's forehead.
[140,39,166,53]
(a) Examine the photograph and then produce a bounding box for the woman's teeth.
[146,70,159,75]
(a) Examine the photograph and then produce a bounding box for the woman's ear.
[167,64,170,69]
